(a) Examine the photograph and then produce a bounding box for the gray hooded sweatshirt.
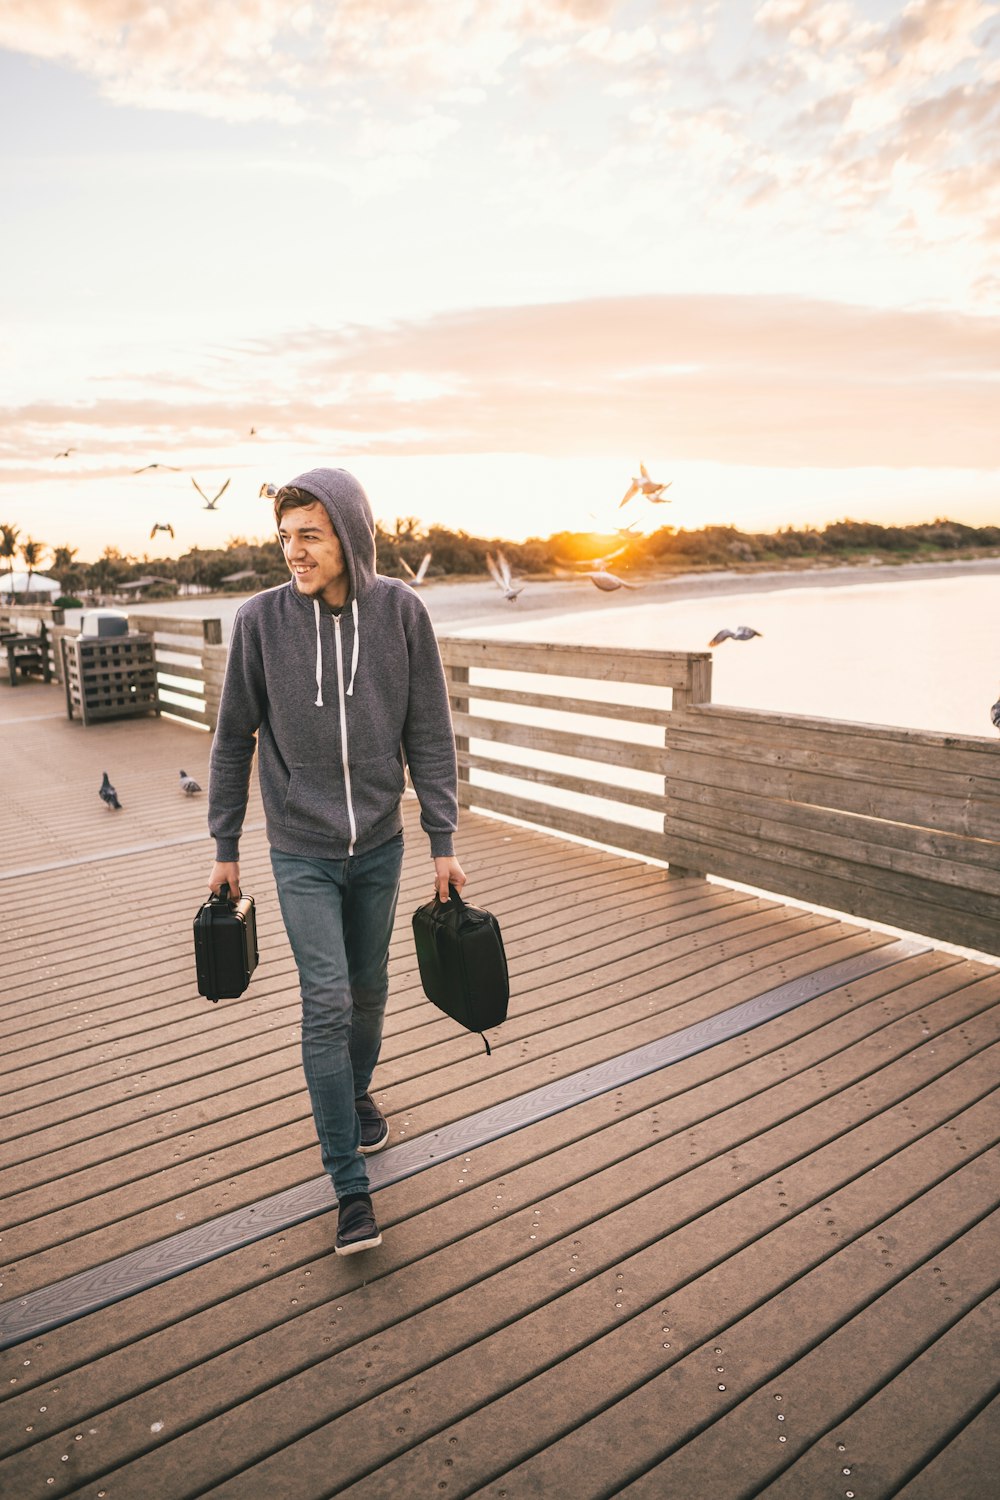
[208,467,458,863]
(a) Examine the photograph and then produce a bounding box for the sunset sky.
[2,0,998,563]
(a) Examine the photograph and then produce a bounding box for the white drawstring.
[312,598,324,707]
[313,596,358,704]
[347,597,359,696]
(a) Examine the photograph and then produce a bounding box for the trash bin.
[62,620,160,725]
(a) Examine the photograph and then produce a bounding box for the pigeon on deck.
[709,626,763,646]
[179,770,202,796]
[99,772,122,810]
[991,695,1000,731]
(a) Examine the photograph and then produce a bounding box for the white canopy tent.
[0,571,62,597]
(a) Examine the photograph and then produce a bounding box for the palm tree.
[19,538,46,597]
[0,522,19,596]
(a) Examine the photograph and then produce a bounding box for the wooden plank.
[460,783,667,862]
[664,802,1000,918]
[336,1111,999,1500]
[674,702,1000,773]
[452,710,667,772]
[458,680,675,727]
[892,1395,1000,1499]
[151,658,207,683]
[459,750,668,813]
[668,776,1000,877]
[613,1227,1000,1500]
[668,722,1000,806]
[0,941,925,1349]
[83,1046,999,1499]
[661,828,1000,955]
[744,1291,1000,1500]
[666,747,1000,841]
[0,952,962,1421]
[440,637,708,688]
[126,614,220,640]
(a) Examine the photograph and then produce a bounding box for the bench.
[2,618,52,686]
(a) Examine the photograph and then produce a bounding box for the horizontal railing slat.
[451,681,674,728]
[673,703,1000,775]
[667,777,1000,878]
[667,725,1000,805]
[661,829,1000,953]
[441,638,710,690]
[664,803,1000,923]
[460,783,668,862]
[459,752,668,813]
[666,747,1000,842]
[452,712,666,774]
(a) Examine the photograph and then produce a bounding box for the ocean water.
[460,572,1000,740]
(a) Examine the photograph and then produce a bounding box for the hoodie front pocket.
[348,753,406,834]
[282,763,351,841]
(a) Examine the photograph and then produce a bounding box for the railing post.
[448,660,472,808]
[666,651,713,879]
[201,620,225,731]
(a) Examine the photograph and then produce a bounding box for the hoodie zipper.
[333,615,358,855]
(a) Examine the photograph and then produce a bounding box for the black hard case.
[412,885,509,1050]
[193,883,258,1003]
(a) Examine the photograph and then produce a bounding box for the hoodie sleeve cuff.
[429,832,455,859]
[215,838,241,862]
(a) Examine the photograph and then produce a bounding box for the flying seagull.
[991,694,1000,731]
[150,522,175,539]
[486,550,524,602]
[191,476,231,510]
[54,448,76,459]
[588,571,641,592]
[134,463,181,473]
[99,772,122,810]
[179,769,202,795]
[619,463,672,508]
[249,425,258,436]
[400,551,432,587]
[709,626,763,646]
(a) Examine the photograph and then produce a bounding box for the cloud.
[3,295,998,472]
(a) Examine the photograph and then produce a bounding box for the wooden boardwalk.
[1,678,998,1499]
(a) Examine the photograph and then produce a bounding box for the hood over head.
[285,466,376,604]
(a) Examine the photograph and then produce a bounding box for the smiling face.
[278,501,350,608]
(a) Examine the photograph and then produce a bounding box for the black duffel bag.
[412,884,509,1053]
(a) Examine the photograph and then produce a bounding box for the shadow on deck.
[0,679,998,1499]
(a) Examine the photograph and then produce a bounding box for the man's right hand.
[209,861,241,901]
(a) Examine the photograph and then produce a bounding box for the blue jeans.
[270,834,404,1199]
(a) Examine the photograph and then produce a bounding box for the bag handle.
[213,882,234,907]
[435,881,466,910]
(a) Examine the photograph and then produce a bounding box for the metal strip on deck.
[0,936,926,1349]
[0,823,266,881]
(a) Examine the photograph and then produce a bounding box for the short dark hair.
[273,485,323,524]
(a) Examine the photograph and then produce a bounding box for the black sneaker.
[335,1193,382,1256]
[355,1092,389,1154]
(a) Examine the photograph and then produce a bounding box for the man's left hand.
[434,856,466,902]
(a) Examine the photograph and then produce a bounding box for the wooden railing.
[440,636,1000,958]
[439,638,711,865]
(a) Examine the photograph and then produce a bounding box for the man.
[207,467,464,1255]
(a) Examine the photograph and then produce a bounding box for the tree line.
[2,516,998,603]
